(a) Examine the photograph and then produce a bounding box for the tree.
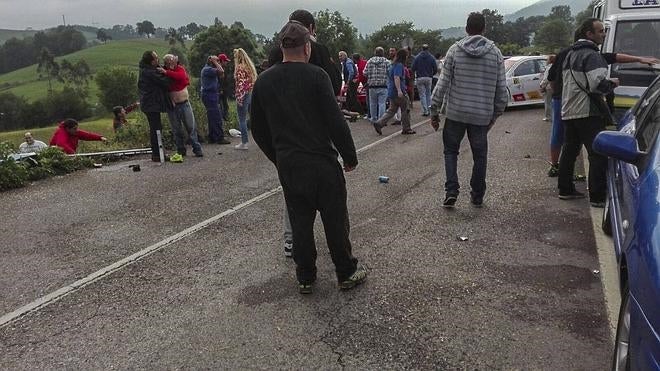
[96,29,111,43]
[535,18,574,52]
[36,47,59,92]
[481,9,507,44]
[96,66,138,112]
[58,59,91,96]
[575,0,598,27]
[136,20,156,38]
[314,9,358,59]
[548,5,573,24]
[366,21,416,54]
[165,27,185,48]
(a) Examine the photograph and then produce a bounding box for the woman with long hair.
[373,48,414,135]
[233,48,257,150]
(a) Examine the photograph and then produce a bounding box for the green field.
[0,38,173,104]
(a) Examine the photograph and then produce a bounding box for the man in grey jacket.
[558,18,618,207]
[430,12,507,208]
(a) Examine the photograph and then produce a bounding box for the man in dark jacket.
[267,9,342,257]
[251,21,366,294]
[557,18,618,206]
[268,9,341,96]
[138,50,172,162]
[411,44,437,116]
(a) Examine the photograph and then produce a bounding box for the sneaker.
[547,164,559,177]
[442,195,457,208]
[471,197,483,208]
[194,151,204,157]
[299,284,313,294]
[574,174,586,182]
[169,153,184,163]
[339,265,367,290]
[234,143,248,150]
[372,122,383,135]
[558,190,586,200]
[284,240,293,258]
[218,138,231,145]
[542,117,549,121]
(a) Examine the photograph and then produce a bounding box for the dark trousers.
[346,80,363,114]
[443,118,489,200]
[219,93,229,121]
[202,93,224,143]
[144,111,162,158]
[278,158,358,284]
[558,116,607,202]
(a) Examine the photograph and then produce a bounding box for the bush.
[0,143,94,192]
[96,66,139,112]
[43,87,91,122]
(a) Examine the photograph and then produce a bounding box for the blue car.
[594,74,660,370]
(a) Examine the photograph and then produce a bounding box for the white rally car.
[504,56,548,107]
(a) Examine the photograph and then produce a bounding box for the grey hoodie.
[430,35,507,126]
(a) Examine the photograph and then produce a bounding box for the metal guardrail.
[67,148,152,157]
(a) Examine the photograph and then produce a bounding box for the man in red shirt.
[158,54,203,157]
[49,119,107,154]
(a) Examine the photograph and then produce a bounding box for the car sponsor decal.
[512,94,526,102]
[528,91,542,99]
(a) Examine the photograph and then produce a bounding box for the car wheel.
[612,284,631,371]
[602,196,613,236]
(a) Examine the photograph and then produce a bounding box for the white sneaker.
[234,143,248,150]
[284,240,293,257]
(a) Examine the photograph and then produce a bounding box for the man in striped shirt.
[430,12,507,208]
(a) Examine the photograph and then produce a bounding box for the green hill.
[504,0,592,21]
[0,38,173,104]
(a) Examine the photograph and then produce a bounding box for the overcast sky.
[0,0,538,35]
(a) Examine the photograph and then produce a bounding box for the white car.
[504,56,547,107]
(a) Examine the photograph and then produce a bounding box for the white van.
[594,0,660,108]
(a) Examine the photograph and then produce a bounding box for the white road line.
[0,118,430,328]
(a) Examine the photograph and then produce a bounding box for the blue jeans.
[550,97,564,149]
[416,77,432,113]
[202,93,224,143]
[443,118,489,200]
[368,87,387,123]
[167,101,202,154]
[237,92,252,144]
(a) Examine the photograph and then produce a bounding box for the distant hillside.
[504,0,593,21]
[441,27,466,40]
[0,38,171,103]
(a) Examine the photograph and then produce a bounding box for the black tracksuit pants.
[277,157,358,284]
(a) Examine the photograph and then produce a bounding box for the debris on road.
[378,176,389,183]
[458,236,469,241]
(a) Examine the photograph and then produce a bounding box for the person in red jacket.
[157,54,203,157]
[49,118,107,154]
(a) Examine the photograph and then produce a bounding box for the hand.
[397,90,403,98]
[487,119,496,131]
[638,57,660,65]
[610,78,620,87]
[100,137,108,143]
[156,67,166,74]
[430,115,440,131]
[343,163,356,172]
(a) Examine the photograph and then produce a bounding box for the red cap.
[217,53,230,62]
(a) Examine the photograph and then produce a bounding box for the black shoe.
[558,190,586,200]
[194,151,204,157]
[339,265,367,290]
[471,197,483,208]
[590,200,605,208]
[218,138,231,145]
[373,122,383,135]
[443,195,457,208]
[547,164,559,177]
[401,129,416,135]
[284,240,293,258]
[392,120,401,125]
[298,283,313,294]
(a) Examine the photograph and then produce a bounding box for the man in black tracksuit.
[251,20,366,294]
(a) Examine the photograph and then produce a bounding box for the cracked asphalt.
[0,104,611,369]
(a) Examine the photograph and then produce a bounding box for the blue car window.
[634,78,660,153]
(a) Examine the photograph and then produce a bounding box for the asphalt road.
[0,104,612,369]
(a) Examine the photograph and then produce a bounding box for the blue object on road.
[378,176,389,183]
[594,74,660,370]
